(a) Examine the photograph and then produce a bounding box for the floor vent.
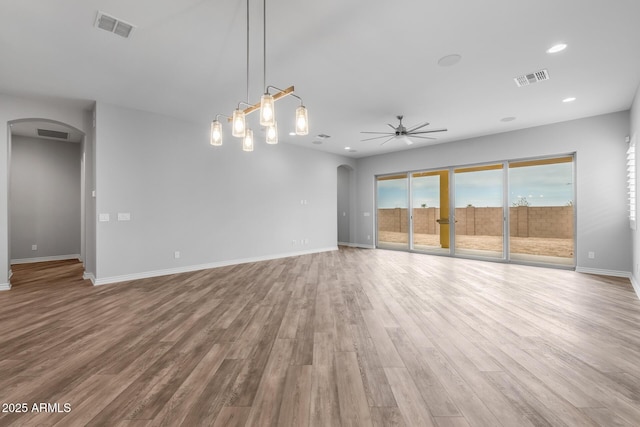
[37,129,69,140]
[95,11,135,39]
[514,69,550,87]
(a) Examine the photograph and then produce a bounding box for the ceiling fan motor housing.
[360,114,446,146]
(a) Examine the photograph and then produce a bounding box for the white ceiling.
[1,0,639,157]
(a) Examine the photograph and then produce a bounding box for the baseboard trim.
[0,282,11,291]
[338,242,374,249]
[338,243,375,249]
[630,275,640,300]
[93,246,339,286]
[575,266,632,278]
[83,272,96,285]
[11,254,81,264]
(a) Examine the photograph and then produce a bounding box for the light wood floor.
[1,248,640,426]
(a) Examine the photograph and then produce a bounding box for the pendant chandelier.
[210,0,308,151]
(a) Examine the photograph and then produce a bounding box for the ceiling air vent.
[514,69,550,87]
[37,129,69,140]
[95,11,135,38]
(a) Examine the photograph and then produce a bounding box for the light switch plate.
[117,213,131,221]
[99,213,110,222]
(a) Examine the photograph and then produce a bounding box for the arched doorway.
[8,118,87,287]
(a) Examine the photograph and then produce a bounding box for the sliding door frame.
[374,153,576,268]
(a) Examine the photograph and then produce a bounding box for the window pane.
[377,175,409,249]
[412,170,449,254]
[508,158,574,266]
[454,165,504,258]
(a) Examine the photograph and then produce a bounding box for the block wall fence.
[378,206,574,238]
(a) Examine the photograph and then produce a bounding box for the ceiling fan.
[360,115,447,145]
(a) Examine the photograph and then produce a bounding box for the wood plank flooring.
[1,248,639,426]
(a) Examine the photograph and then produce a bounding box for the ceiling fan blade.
[387,123,397,130]
[380,136,396,146]
[409,128,447,134]
[361,134,395,142]
[360,131,394,134]
[408,135,437,140]
[406,122,430,133]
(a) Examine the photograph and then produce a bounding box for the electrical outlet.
[588,251,595,259]
[31,244,37,251]
[367,235,371,240]
[174,251,181,259]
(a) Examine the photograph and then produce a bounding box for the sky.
[377,162,574,208]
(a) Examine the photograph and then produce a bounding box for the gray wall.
[10,136,81,261]
[355,111,632,275]
[94,102,354,280]
[337,165,351,243]
[83,108,96,279]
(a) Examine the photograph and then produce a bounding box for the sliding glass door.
[454,164,505,259]
[375,155,575,268]
[508,157,575,265]
[411,170,450,254]
[376,174,409,250]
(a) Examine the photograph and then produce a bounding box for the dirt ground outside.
[378,231,574,258]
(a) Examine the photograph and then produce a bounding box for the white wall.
[94,102,354,282]
[0,94,94,288]
[10,136,81,261]
[355,111,632,275]
[630,84,640,296]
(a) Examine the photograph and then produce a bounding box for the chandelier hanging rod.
[266,85,304,105]
[226,85,294,122]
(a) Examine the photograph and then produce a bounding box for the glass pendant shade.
[242,129,254,152]
[260,93,275,126]
[232,109,246,137]
[295,105,308,135]
[210,120,223,146]
[266,122,278,144]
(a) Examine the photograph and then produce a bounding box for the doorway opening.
[337,164,355,246]
[8,119,88,288]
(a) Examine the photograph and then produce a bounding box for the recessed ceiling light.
[289,132,296,136]
[562,97,576,103]
[344,147,351,150]
[547,43,567,53]
[500,116,516,122]
[438,54,462,67]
